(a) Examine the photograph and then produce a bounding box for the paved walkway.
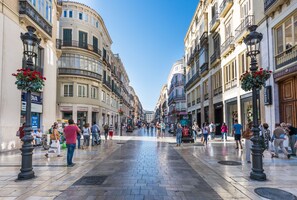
[0,128,296,200]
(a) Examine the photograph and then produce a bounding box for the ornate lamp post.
[18,26,41,180]
[243,25,266,181]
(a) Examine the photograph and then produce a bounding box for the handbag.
[50,140,59,149]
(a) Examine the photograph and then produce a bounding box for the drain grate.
[218,161,241,166]
[117,142,125,145]
[255,187,297,200]
[73,176,107,185]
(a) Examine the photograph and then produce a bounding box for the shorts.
[108,131,113,137]
[235,134,241,141]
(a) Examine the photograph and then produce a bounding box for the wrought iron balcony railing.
[61,40,102,56]
[276,44,297,69]
[214,86,222,96]
[221,36,234,56]
[209,13,220,32]
[58,68,102,80]
[210,49,220,64]
[235,15,254,41]
[219,0,233,17]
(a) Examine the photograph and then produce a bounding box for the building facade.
[57,1,133,129]
[167,59,187,124]
[144,111,154,123]
[259,0,297,128]
[0,0,62,151]
[185,0,265,134]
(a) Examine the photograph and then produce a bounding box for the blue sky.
[79,0,198,111]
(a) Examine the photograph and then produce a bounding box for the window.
[96,21,99,28]
[78,84,87,97]
[63,84,73,97]
[69,10,73,18]
[91,87,98,99]
[102,90,106,102]
[275,12,297,54]
[84,13,88,22]
[29,0,36,6]
[79,31,88,48]
[224,59,237,90]
[79,12,83,20]
[63,10,67,17]
[107,95,110,105]
[239,51,250,75]
[213,70,222,92]
[203,80,208,95]
[63,29,72,45]
[225,19,232,39]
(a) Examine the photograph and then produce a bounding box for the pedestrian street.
[0,128,296,200]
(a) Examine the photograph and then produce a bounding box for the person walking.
[286,123,297,156]
[91,122,100,146]
[176,123,182,146]
[76,123,82,149]
[109,124,114,140]
[82,123,91,147]
[221,123,228,141]
[272,123,291,159]
[192,122,199,142]
[156,122,161,139]
[146,123,150,133]
[45,123,62,158]
[63,119,80,167]
[232,120,243,149]
[103,123,109,141]
[18,123,26,140]
[242,121,253,163]
[160,120,166,138]
[202,122,209,145]
[209,122,216,140]
[150,123,154,135]
[262,123,273,156]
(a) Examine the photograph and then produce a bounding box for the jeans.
[210,132,215,140]
[193,131,196,141]
[92,132,99,145]
[289,135,296,155]
[274,139,289,156]
[203,134,208,144]
[77,135,81,149]
[245,139,252,162]
[66,144,76,165]
[83,135,90,146]
[176,134,182,145]
[222,132,227,140]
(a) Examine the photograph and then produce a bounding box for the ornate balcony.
[185,71,200,90]
[187,102,191,107]
[58,68,102,80]
[209,13,220,33]
[219,0,233,18]
[276,45,297,69]
[61,40,102,56]
[204,93,209,100]
[103,79,112,90]
[235,15,254,43]
[19,0,52,37]
[200,62,209,75]
[200,32,208,46]
[264,0,286,16]
[221,36,235,57]
[192,101,195,106]
[214,86,222,96]
[210,49,220,66]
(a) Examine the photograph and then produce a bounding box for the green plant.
[12,68,46,92]
[240,68,271,91]
[118,109,124,116]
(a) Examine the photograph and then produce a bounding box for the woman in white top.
[82,123,91,146]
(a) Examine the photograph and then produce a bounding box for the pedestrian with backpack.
[103,123,109,141]
[91,122,100,146]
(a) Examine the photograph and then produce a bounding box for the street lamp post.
[18,26,41,180]
[244,25,266,181]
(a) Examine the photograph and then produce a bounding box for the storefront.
[204,106,209,124]
[21,93,42,130]
[196,108,201,127]
[214,102,223,135]
[225,98,238,135]
[240,93,253,130]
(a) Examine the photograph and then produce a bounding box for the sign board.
[264,86,272,105]
[21,93,42,104]
[32,115,39,128]
[22,102,43,113]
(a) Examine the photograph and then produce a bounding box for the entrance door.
[214,104,223,135]
[279,77,297,126]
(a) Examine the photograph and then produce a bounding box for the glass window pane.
[276,26,283,54]
[294,13,297,46]
[285,18,293,49]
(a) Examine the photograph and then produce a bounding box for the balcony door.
[93,36,98,53]
[279,76,297,126]
[79,31,88,49]
[63,29,72,46]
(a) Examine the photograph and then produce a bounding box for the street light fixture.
[244,25,266,181]
[18,26,41,180]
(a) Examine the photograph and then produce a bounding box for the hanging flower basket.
[118,109,124,116]
[240,68,271,92]
[12,68,46,92]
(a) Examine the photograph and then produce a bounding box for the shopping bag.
[62,142,67,149]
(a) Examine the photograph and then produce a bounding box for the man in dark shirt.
[286,123,297,156]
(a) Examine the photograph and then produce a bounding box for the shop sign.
[32,116,39,128]
[92,107,100,112]
[21,93,42,104]
[77,107,88,111]
[60,106,72,111]
[264,86,272,105]
[22,102,42,113]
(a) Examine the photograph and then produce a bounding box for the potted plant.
[240,68,271,92]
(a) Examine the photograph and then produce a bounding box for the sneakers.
[57,155,63,157]
[45,153,48,158]
[67,163,75,167]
